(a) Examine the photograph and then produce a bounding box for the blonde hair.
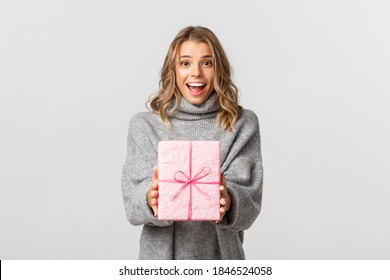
[148,26,242,131]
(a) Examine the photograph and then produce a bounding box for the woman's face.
[175,40,215,105]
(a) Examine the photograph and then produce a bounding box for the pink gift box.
[158,141,221,221]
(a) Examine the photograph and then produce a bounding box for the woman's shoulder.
[129,111,152,122]
[237,108,260,129]
[128,111,158,130]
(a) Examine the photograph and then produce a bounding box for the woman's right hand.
[147,166,159,217]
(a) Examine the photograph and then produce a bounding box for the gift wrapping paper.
[158,141,221,221]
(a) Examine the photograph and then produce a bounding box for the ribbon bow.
[172,167,211,198]
[170,166,215,221]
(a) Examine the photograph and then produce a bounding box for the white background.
[1,0,389,259]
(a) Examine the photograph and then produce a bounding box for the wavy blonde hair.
[148,26,242,131]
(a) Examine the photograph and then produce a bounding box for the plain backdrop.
[1,0,389,259]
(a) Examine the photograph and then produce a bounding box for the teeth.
[187,83,205,87]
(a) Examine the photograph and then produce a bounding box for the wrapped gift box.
[158,141,220,221]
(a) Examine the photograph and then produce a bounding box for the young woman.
[122,26,263,259]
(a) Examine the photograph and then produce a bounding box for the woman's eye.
[180,61,189,66]
[203,61,212,66]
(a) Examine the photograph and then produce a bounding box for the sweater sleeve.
[217,111,263,231]
[121,113,173,227]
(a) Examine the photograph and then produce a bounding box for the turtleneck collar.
[169,92,220,120]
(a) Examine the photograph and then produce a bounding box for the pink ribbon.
[159,141,220,221]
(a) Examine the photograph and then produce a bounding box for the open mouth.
[186,82,206,95]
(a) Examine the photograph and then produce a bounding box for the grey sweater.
[121,93,263,259]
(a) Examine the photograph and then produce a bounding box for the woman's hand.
[216,173,231,223]
[147,166,159,217]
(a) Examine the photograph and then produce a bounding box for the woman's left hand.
[216,173,231,223]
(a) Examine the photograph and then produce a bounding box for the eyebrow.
[179,55,213,59]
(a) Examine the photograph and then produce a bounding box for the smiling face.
[175,40,215,105]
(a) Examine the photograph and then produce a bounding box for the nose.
[190,63,202,77]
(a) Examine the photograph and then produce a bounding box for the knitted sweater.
[121,93,263,259]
